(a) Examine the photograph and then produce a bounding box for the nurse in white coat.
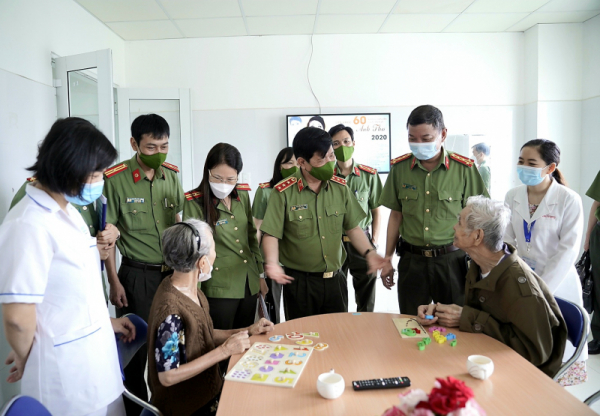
[504,139,586,386]
[0,118,136,416]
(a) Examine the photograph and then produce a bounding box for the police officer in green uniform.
[183,143,266,332]
[585,170,600,355]
[103,114,184,414]
[472,142,491,194]
[379,105,489,315]
[252,147,298,323]
[330,124,383,312]
[260,127,390,320]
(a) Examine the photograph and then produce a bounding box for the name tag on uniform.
[216,219,228,226]
[402,183,416,191]
[126,198,145,203]
[291,204,308,211]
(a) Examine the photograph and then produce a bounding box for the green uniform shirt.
[252,183,273,220]
[183,186,263,298]
[10,180,99,236]
[104,155,185,264]
[334,160,382,231]
[379,148,489,247]
[478,160,491,194]
[586,170,600,221]
[260,169,366,273]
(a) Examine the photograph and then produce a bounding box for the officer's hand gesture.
[97,223,119,248]
[109,281,129,308]
[380,257,395,289]
[264,263,294,285]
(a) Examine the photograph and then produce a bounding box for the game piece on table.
[296,339,313,345]
[450,340,457,347]
[269,335,283,342]
[446,333,456,341]
[414,329,421,334]
[401,328,416,337]
[418,342,425,351]
[423,337,431,345]
[286,332,304,340]
[436,336,446,344]
[302,332,320,338]
[314,343,329,351]
[225,342,314,388]
[393,318,429,339]
[425,315,434,320]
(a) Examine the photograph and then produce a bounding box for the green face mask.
[138,151,167,170]
[307,161,335,182]
[281,166,298,178]
[334,145,354,162]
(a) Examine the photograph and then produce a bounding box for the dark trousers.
[117,263,169,416]
[283,268,348,320]
[342,240,376,312]
[590,223,600,340]
[396,249,468,315]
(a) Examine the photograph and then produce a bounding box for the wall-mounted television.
[286,113,392,174]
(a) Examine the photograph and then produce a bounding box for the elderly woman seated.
[417,196,568,377]
[147,219,274,416]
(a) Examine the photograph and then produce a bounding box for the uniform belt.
[400,241,459,258]
[122,257,168,272]
[286,268,335,279]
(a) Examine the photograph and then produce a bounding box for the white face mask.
[198,256,213,283]
[210,182,235,199]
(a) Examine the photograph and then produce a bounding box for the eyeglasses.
[209,171,238,185]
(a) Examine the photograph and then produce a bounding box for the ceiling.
[74,0,600,41]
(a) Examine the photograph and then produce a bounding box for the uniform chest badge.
[401,183,416,191]
[216,219,229,226]
[290,204,308,211]
[126,198,145,203]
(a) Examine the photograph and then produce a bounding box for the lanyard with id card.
[522,219,537,270]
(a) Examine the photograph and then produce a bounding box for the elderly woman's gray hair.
[162,219,213,272]
[464,196,511,252]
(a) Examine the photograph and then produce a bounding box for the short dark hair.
[270,147,295,188]
[406,105,445,131]
[328,124,354,141]
[307,115,326,130]
[131,114,170,146]
[472,143,490,156]
[293,127,332,162]
[195,143,243,231]
[521,139,568,187]
[28,117,117,197]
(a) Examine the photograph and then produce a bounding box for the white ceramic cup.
[317,369,345,399]
[467,355,494,380]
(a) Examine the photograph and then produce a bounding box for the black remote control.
[352,377,411,391]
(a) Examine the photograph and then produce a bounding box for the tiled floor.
[565,353,600,414]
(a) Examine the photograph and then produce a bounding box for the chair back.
[0,395,52,416]
[553,297,589,381]
[115,313,148,373]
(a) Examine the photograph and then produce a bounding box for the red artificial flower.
[416,377,474,415]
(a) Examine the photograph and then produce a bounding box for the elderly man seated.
[417,196,567,377]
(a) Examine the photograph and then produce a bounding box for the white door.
[54,49,115,144]
[116,88,193,192]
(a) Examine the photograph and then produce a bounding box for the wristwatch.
[259,273,266,279]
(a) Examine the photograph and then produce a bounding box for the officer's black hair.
[307,115,326,130]
[270,147,295,188]
[292,127,332,164]
[131,114,170,146]
[472,142,490,156]
[406,105,446,131]
[194,143,243,231]
[328,124,354,142]
[521,139,568,187]
[28,117,117,197]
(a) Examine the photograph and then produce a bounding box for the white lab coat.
[504,179,587,362]
[0,185,123,415]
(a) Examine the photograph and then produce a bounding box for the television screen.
[286,113,392,173]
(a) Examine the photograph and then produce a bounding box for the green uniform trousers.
[342,234,376,312]
[590,223,600,340]
[117,262,169,416]
[396,248,468,315]
[283,268,348,320]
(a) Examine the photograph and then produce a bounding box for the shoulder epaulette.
[391,153,412,165]
[105,163,128,178]
[259,182,271,189]
[357,164,377,174]
[236,183,251,192]
[185,191,202,201]
[26,176,36,182]
[330,176,346,186]
[275,177,297,192]
[162,162,179,173]
[449,153,475,168]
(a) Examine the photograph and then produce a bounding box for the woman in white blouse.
[504,139,586,386]
[0,118,136,416]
